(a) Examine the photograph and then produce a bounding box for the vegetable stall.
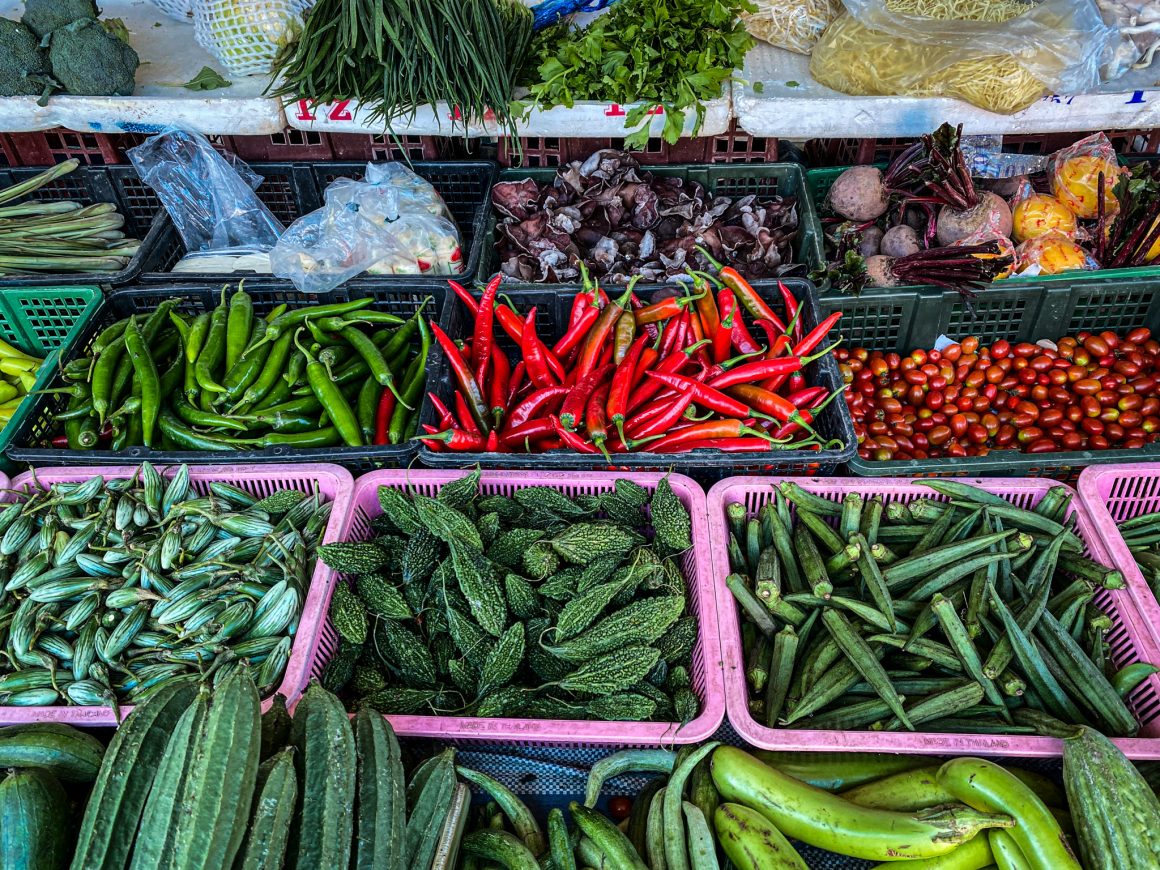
[2,0,1160,869]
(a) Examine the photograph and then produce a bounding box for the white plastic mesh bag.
[150,0,193,21]
[192,0,308,77]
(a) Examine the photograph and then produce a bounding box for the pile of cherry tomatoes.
[837,328,1160,462]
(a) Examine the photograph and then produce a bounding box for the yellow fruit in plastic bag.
[1011,193,1077,243]
[1015,232,1096,276]
[1052,154,1120,219]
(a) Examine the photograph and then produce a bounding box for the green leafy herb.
[182,66,231,91]
[520,0,755,149]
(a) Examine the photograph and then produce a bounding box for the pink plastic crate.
[310,469,724,747]
[708,475,1160,759]
[0,463,355,727]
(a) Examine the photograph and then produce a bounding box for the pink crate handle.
[0,463,355,728]
[304,468,725,748]
[708,475,1160,760]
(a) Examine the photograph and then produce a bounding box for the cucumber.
[0,722,104,782]
[236,749,298,870]
[461,830,540,870]
[168,671,262,870]
[352,709,404,870]
[289,681,356,870]
[0,769,69,870]
[71,676,200,870]
[1063,726,1160,869]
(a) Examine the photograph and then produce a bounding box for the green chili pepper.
[194,285,230,395]
[380,302,428,360]
[220,315,272,405]
[182,312,210,403]
[90,333,125,425]
[225,285,253,371]
[294,330,362,447]
[122,315,160,447]
[232,328,295,414]
[305,318,345,347]
[255,298,374,348]
[356,377,378,444]
[255,427,342,448]
[91,320,128,357]
[63,393,87,449]
[341,324,406,404]
[252,395,322,417]
[387,314,431,445]
[172,395,251,433]
[336,311,406,327]
[158,411,258,451]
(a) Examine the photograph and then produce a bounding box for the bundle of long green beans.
[269,0,534,136]
[725,480,1149,738]
[0,159,140,275]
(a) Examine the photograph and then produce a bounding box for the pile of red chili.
[841,328,1160,462]
[420,266,846,456]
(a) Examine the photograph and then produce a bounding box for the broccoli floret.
[21,0,98,39]
[48,18,138,97]
[0,18,51,97]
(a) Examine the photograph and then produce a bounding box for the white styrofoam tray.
[0,0,285,135]
[737,43,1160,139]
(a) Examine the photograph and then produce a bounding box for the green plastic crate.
[486,162,824,289]
[806,165,1160,296]
[820,275,1160,480]
[0,286,102,472]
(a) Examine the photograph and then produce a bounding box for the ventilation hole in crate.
[1068,289,1152,335]
[834,302,904,348]
[948,297,1027,344]
[255,177,298,223]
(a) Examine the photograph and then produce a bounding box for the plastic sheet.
[810,0,1118,113]
[127,128,284,254]
[149,0,192,20]
[742,0,842,55]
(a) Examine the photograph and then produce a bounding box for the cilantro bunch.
[518,0,755,149]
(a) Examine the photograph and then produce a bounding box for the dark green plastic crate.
[806,164,1160,296]
[0,286,102,472]
[486,162,824,291]
[823,275,1160,480]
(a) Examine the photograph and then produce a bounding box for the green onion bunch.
[269,0,534,136]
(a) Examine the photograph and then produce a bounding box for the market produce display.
[320,469,702,722]
[0,161,141,276]
[492,150,804,284]
[0,0,139,100]
[428,271,842,457]
[840,329,1160,463]
[35,286,431,453]
[268,0,534,136]
[519,0,754,147]
[0,338,42,433]
[0,464,329,710]
[723,479,1142,736]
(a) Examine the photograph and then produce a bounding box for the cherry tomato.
[609,797,632,821]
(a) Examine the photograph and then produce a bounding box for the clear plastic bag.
[127,128,284,254]
[1010,177,1078,243]
[192,0,309,77]
[364,162,455,221]
[270,203,413,294]
[811,0,1118,113]
[1048,132,1126,219]
[742,0,842,55]
[1014,230,1099,276]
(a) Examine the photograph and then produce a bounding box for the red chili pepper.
[660,310,685,359]
[428,391,455,429]
[771,388,845,440]
[569,279,600,327]
[560,363,614,431]
[586,382,613,462]
[706,357,804,390]
[472,274,501,385]
[507,361,526,408]
[489,347,510,428]
[787,385,827,409]
[714,293,736,364]
[419,423,443,451]
[505,385,568,431]
[730,310,763,357]
[373,388,396,445]
[575,281,635,385]
[552,305,600,358]
[551,415,599,453]
[645,371,767,420]
[522,307,561,388]
[431,322,490,434]
[613,309,636,363]
[627,339,710,413]
[646,419,779,452]
[634,291,705,325]
[778,281,803,344]
[655,436,778,453]
[634,345,660,392]
[606,333,648,444]
[793,311,842,357]
[753,319,791,360]
[418,428,485,450]
[625,391,695,442]
[688,271,721,339]
[447,279,478,315]
[696,246,785,327]
[494,301,524,343]
[688,308,705,347]
[486,429,502,452]
[502,417,556,448]
[454,391,481,437]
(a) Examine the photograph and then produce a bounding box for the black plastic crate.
[135,161,496,288]
[418,278,856,482]
[5,282,447,474]
[0,165,166,289]
[821,275,1160,480]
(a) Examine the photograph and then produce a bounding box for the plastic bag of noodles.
[810,0,1117,113]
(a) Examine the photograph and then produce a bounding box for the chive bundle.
[269,0,533,137]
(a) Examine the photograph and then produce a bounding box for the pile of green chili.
[268,0,534,137]
[41,285,432,452]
